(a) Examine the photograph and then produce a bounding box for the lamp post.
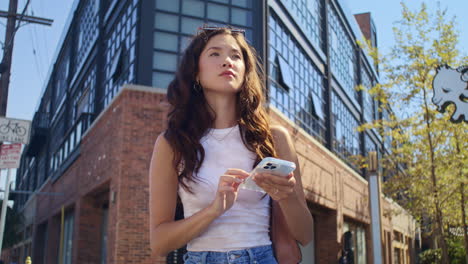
[368,151,383,263]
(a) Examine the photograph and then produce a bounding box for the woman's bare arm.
[149,134,219,257]
[270,125,313,245]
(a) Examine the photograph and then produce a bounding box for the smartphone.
[240,157,296,193]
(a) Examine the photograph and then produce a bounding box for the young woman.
[149,27,313,264]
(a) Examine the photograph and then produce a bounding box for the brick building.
[6,0,419,263]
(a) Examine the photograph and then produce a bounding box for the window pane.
[207,3,228,22]
[181,17,204,35]
[182,0,204,17]
[211,0,229,3]
[153,52,177,71]
[155,0,179,12]
[277,55,294,90]
[232,0,250,8]
[154,32,178,52]
[231,8,250,26]
[153,72,174,89]
[154,12,179,32]
[180,36,192,53]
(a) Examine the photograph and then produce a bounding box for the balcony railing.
[49,112,94,180]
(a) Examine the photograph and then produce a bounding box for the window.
[268,14,326,142]
[76,0,99,69]
[59,211,74,264]
[100,205,109,264]
[343,222,367,264]
[181,0,204,17]
[279,0,324,50]
[103,2,137,108]
[328,6,357,102]
[277,55,294,91]
[153,32,178,52]
[155,0,179,12]
[152,0,254,91]
[332,92,361,167]
[309,93,324,120]
[152,72,174,89]
[153,52,177,72]
[231,8,250,26]
[154,12,179,32]
[110,43,125,82]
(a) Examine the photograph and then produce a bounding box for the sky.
[0,0,467,194]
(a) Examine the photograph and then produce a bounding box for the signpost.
[0,117,30,253]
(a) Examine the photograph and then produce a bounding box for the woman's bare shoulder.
[151,131,177,178]
[270,125,295,159]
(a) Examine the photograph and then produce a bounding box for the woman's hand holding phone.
[253,171,297,201]
[209,168,249,216]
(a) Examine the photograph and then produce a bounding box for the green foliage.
[419,249,441,264]
[1,201,24,250]
[447,237,467,264]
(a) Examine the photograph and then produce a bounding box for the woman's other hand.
[209,169,250,216]
[253,172,296,201]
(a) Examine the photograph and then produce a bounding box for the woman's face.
[197,33,246,95]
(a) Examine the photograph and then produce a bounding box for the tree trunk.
[421,83,449,263]
[454,130,468,264]
[459,184,468,264]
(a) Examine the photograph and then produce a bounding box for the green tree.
[1,200,24,250]
[358,3,468,263]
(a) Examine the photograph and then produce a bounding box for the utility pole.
[0,0,53,117]
[0,0,18,117]
[0,0,53,255]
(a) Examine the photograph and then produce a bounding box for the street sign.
[0,117,31,144]
[0,143,22,169]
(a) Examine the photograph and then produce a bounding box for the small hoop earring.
[193,81,202,92]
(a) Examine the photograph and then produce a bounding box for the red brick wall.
[354,13,371,42]
[34,86,168,264]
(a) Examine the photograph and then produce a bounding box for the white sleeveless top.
[178,125,272,252]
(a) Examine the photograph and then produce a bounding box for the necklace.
[210,125,238,141]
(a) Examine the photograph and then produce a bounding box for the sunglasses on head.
[197,26,246,39]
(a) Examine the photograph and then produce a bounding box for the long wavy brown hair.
[165,28,277,192]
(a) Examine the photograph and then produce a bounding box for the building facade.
[6,0,418,263]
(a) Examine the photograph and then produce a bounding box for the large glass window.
[361,67,374,123]
[73,66,96,121]
[328,6,358,103]
[332,91,360,166]
[76,0,99,70]
[278,0,324,51]
[103,3,138,107]
[55,51,70,108]
[152,0,254,90]
[268,14,326,143]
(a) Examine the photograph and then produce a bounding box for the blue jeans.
[183,245,278,264]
